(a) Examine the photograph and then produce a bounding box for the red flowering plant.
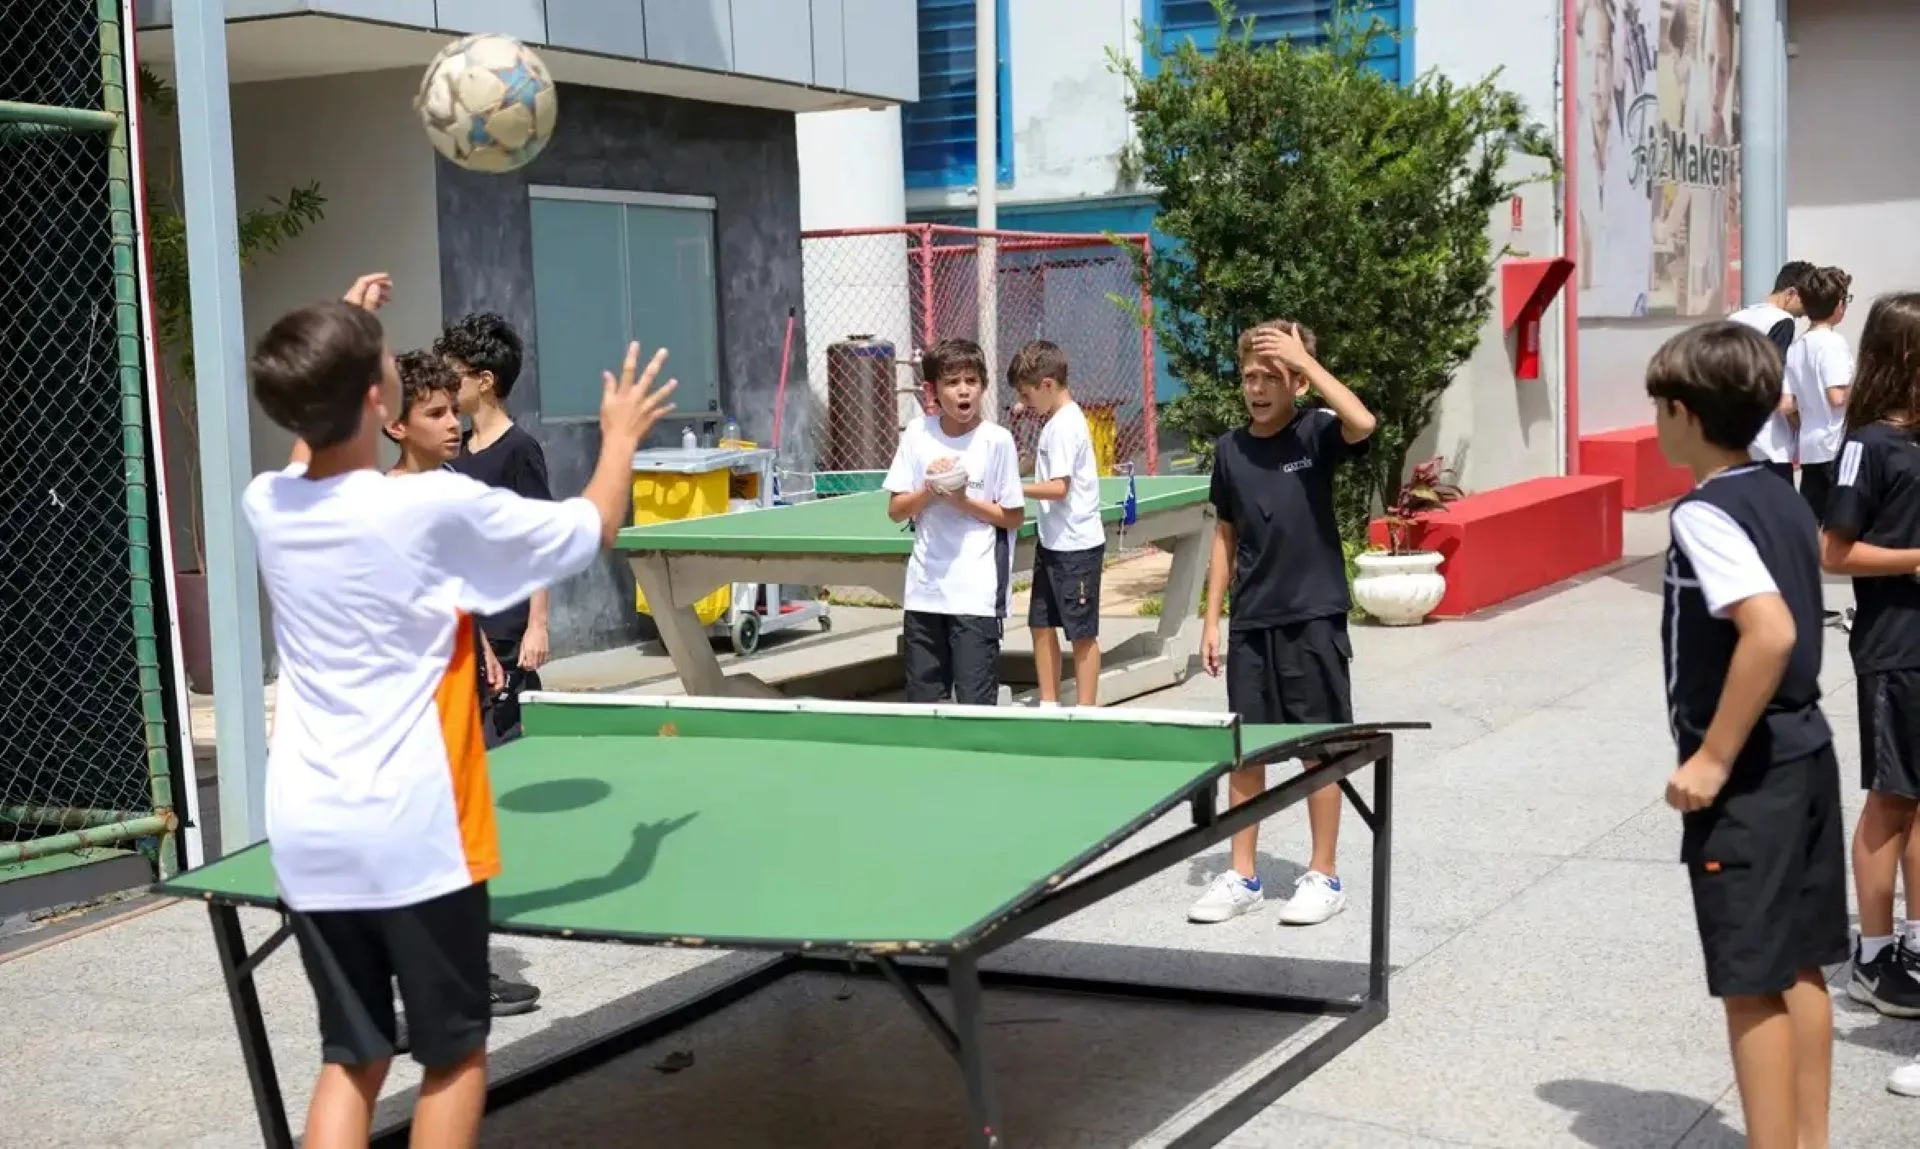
[1379,456,1464,555]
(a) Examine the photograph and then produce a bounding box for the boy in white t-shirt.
[883,338,1026,704]
[1783,266,1855,522]
[1730,261,1814,480]
[245,281,675,1146]
[1009,340,1106,706]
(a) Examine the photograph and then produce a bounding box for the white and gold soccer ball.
[415,34,558,174]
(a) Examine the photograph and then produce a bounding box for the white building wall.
[227,68,444,474]
[907,0,1139,214]
[1787,0,1920,339]
[1411,0,1566,492]
[795,107,916,438]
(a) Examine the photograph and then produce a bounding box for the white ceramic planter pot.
[1352,551,1446,626]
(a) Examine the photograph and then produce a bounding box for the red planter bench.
[1579,425,1692,509]
[1367,475,1624,618]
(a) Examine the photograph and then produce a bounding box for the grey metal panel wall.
[432,0,546,41]
[838,0,918,102]
[810,0,848,90]
[730,0,814,86]
[434,85,805,657]
[544,0,648,59]
[640,0,733,71]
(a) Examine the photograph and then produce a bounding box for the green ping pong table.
[614,475,1214,705]
[157,692,1413,1148]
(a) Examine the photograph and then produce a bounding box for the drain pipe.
[1560,0,1581,476]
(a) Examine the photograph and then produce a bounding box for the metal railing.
[794,223,1161,479]
[0,0,180,875]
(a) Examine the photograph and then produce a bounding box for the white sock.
[1036,699,1060,708]
[1863,934,1897,963]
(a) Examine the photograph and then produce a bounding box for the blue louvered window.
[1144,1,1411,84]
[903,0,1013,190]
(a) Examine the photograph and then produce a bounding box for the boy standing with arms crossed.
[246,290,674,1148]
[1010,340,1105,706]
[1649,321,1845,1149]
[1782,266,1854,522]
[1731,260,1814,483]
[883,338,1026,704]
[438,313,553,745]
[1190,321,1375,927]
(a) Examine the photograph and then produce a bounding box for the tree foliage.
[1114,1,1555,541]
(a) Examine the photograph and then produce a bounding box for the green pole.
[0,99,117,131]
[99,0,181,877]
[0,806,145,830]
[0,814,178,867]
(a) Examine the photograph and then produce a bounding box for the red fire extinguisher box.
[1501,256,1575,381]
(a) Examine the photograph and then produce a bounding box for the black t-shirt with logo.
[1208,408,1369,630]
[1824,422,1920,673]
[449,423,553,641]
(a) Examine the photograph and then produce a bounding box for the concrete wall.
[132,0,919,103]
[148,67,442,568]
[437,84,804,657]
[1787,0,1920,339]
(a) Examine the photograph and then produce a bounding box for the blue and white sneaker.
[1278,871,1347,925]
[1188,871,1263,923]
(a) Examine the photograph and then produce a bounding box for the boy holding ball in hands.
[883,338,1026,705]
[1191,320,1376,927]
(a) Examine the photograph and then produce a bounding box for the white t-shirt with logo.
[1785,327,1855,466]
[883,415,1025,617]
[1729,302,1799,464]
[242,464,602,911]
[1033,401,1105,552]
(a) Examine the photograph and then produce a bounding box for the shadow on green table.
[493,812,699,921]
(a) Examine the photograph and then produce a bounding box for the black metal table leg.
[208,901,294,1149]
[949,954,1005,1148]
[1368,747,1393,1007]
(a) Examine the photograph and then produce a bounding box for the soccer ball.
[415,34,558,174]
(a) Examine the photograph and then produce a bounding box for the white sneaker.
[1277,871,1348,925]
[1889,1059,1920,1097]
[1188,871,1263,923]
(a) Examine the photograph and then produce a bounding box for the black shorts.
[1029,544,1103,642]
[902,611,1002,705]
[1858,668,1920,798]
[1681,745,1850,998]
[1799,460,1834,523]
[290,881,492,1069]
[481,632,541,749]
[1225,616,1354,725]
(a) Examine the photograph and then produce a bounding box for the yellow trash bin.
[631,465,733,626]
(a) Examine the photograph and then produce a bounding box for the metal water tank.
[824,335,899,472]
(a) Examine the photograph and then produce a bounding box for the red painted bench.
[1367,475,1624,617]
[1579,425,1692,509]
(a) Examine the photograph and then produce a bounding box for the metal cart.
[630,446,830,656]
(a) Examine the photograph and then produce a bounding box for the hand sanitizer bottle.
[680,424,697,451]
[722,416,739,444]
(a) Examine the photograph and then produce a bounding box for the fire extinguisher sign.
[1510,196,1524,231]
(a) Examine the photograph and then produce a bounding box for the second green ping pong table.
[157,691,1414,1148]
[614,474,1214,705]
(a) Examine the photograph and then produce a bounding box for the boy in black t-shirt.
[1817,292,1920,1046]
[434,312,549,1019]
[1189,320,1375,927]
[1649,321,1846,1148]
[437,313,554,745]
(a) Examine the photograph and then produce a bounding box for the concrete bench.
[1579,425,1692,509]
[1368,474,1624,617]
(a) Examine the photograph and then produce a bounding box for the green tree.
[1115,1,1555,542]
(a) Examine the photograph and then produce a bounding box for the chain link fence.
[792,224,1161,486]
[0,0,181,878]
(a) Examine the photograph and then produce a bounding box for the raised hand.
[599,342,677,445]
[343,273,392,312]
[1253,324,1314,373]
